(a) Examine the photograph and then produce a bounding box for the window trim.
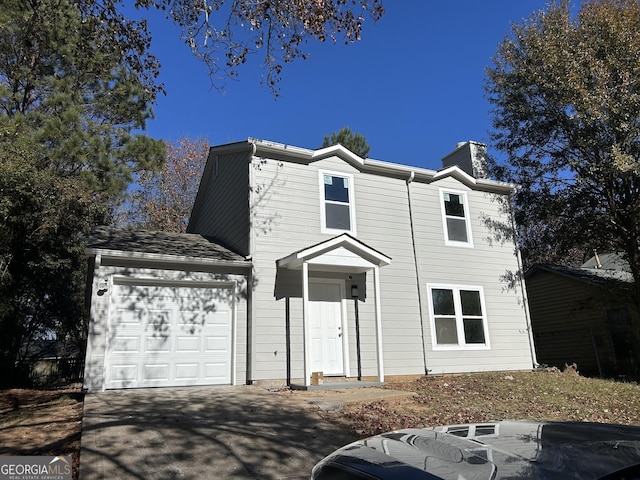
[439,188,473,248]
[319,170,357,235]
[427,283,490,350]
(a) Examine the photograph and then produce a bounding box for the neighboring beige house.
[526,253,638,378]
[83,139,537,392]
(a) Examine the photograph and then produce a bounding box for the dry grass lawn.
[338,369,640,436]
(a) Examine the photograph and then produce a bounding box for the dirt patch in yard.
[0,386,84,480]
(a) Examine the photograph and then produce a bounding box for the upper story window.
[440,188,473,247]
[320,170,356,235]
[427,284,490,350]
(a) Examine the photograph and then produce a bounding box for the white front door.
[309,280,344,375]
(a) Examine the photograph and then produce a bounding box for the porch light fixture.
[351,285,359,298]
[97,278,109,293]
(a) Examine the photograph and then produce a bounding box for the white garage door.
[105,279,234,389]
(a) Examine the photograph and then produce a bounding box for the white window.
[440,189,473,247]
[319,171,356,234]
[427,284,490,350]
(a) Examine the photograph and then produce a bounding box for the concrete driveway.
[80,385,366,480]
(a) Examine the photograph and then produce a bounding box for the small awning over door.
[277,234,391,386]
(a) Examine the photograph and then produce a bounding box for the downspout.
[509,188,539,368]
[406,171,430,375]
[247,140,258,384]
[249,140,257,258]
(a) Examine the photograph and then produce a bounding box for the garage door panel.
[106,282,233,389]
[204,362,228,381]
[175,363,199,380]
[114,308,143,326]
[179,314,205,325]
[147,309,172,336]
[176,336,200,352]
[177,318,207,335]
[144,364,170,381]
[111,337,140,353]
[205,336,230,353]
[110,364,138,383]
[145,336,170,352]
[206,311,230,326]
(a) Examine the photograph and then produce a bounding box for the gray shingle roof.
[87,226,247,263]
[581,252,631,271]
[526,253,633,287]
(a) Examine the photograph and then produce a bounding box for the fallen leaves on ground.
[0,386,84,480]
[335,370,640,437]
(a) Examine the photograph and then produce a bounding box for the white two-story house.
[83,139,537,391]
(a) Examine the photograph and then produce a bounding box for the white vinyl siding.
[189,149,251,256]
[249,157,423,381]
[440,188,473,247]
[414,193,522,377]
[188,146,538,383]
[319,170,356,235]
[427,284,490,351]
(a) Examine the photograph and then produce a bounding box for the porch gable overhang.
[276,234,391,273]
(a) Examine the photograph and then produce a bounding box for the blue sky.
[140,1,548,171]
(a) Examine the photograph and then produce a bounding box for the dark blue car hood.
[312,420,640,479]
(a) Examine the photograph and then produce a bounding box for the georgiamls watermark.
[0,456,72,480]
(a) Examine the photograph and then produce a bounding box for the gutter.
[248,138,515,195]
[85,248,253,269]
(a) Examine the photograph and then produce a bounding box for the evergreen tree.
[0,0,164,384]
[323,126,371,158]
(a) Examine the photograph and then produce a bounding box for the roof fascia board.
[218,138,516,194]
[365,160,514,194]
[278,234,391,269]
[362,158,435,179]
[525,264,631,287]
[251,139,314,163]
[209,140,255,156]
[429,166,514,193]
[254,140,515,193]
[311,144,365,168]
[86,247,252,269]
[475,178,514,194]
[525,264,587,283]
[303,235,391,265]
